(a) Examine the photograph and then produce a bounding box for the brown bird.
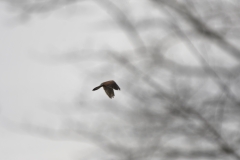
[92,80,120,98]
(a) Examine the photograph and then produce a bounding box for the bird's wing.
[110,81,120,90]
[103,86,115,98]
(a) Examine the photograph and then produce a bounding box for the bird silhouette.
[92,80,120,98]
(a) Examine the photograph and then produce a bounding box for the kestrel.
[92,80,120,98]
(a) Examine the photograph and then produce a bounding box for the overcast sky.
[0,1,205,159]
[0,1,131,159]
[1,1,240,160]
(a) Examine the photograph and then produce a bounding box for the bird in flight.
[92,80,120,98]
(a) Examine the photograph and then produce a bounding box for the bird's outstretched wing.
[111,81,120,90]
[102,80,120,90]
[103,86,115,98]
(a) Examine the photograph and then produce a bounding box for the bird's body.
[92,80,120,98]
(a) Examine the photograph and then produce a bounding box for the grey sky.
[0,2,126,159]
[1,1,239,160]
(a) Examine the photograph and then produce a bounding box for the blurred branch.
[2,1,240,160]
[3,0,83,13]
[163,149,221,159]
[178,102,240,160]
[94,0,147,54]
[155,0,240,61]
[157,3,240,108]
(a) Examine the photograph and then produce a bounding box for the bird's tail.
[92,85,102,91]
